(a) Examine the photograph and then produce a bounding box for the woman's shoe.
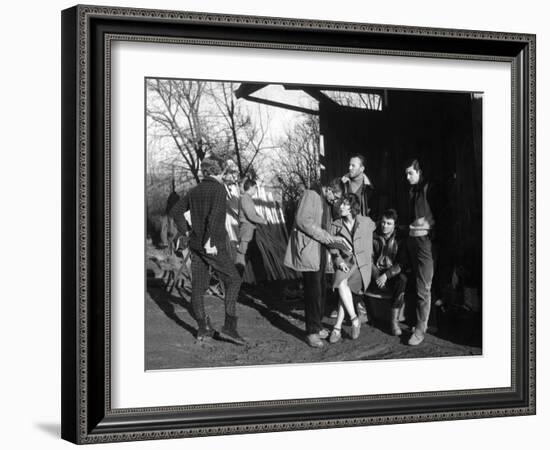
[329,328,342,344]
[350,316,361,340]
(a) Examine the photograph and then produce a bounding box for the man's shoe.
[350,316,361,340]
[196,317,215,341]
[318,328,329,339]
[391,322,403,337]
[390,308,403,336]
[306,333,325,348]
[220,315,246,346]
[408,327,425,346]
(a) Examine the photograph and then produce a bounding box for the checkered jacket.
[170,177,228,252]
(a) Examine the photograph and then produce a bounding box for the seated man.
[369,209,408,336]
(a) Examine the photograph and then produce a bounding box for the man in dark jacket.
[170,155,244,345]
[342,154,374,217]
[370,209,408,336]
[404,158,442,346]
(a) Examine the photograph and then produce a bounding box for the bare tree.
[276,114,320,210]
[207,82,270,179]
[147,79,215,184]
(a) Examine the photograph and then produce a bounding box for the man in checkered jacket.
[171,155,245,345]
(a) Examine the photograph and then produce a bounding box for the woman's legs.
[332,278,361,341]
[333,303,345,330]
[337,278,357,319]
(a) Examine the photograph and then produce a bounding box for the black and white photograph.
[145,78,483,370]
[1,0,544,447]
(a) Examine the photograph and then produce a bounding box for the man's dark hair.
[381,208,398,223]
[404,158,422,173]
[243,178,257,192]
[341,193,361,217]
[328,177,344,193]
[350,154,366,167]
[309,181,322,195]
[201,155,224,177]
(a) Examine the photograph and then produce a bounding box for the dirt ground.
[145,261,482,370]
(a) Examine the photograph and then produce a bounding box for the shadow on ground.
[145,279,482,370]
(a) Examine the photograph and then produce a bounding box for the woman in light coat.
[329,193,376,343]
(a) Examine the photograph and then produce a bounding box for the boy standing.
[235,178,267,268]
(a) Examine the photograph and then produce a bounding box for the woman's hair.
[340,193,361,217]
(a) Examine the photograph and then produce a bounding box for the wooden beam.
[240,94,319,115]
[234,83,268,99]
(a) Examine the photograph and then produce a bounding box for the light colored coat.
[284,189,333,272]
[330,215,376,290]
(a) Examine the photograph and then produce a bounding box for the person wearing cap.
[170,155,245,345]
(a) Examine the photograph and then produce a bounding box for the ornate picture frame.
[61,4,535,444]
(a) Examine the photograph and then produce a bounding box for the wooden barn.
[237,82,482,303]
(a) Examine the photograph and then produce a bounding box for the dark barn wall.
[319,91,482,289]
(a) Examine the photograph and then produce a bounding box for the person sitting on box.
[370,208,409,336]
[328,193,376,344]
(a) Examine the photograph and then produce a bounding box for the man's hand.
[338,262,350,273]
[414,217,427,227]
[376,273,387,288]
[204,238,218,255]
[328,235,352,251]
[335,236,352,251]
[410,216,430,229]
[341,173,371,185]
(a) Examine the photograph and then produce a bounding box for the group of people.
[169,152,439,349]
[284,155,437,348]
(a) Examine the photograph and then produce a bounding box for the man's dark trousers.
[190,247,242,321]
[371,266,408,309]
[302,248,327,335]
[407,235,434,326]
